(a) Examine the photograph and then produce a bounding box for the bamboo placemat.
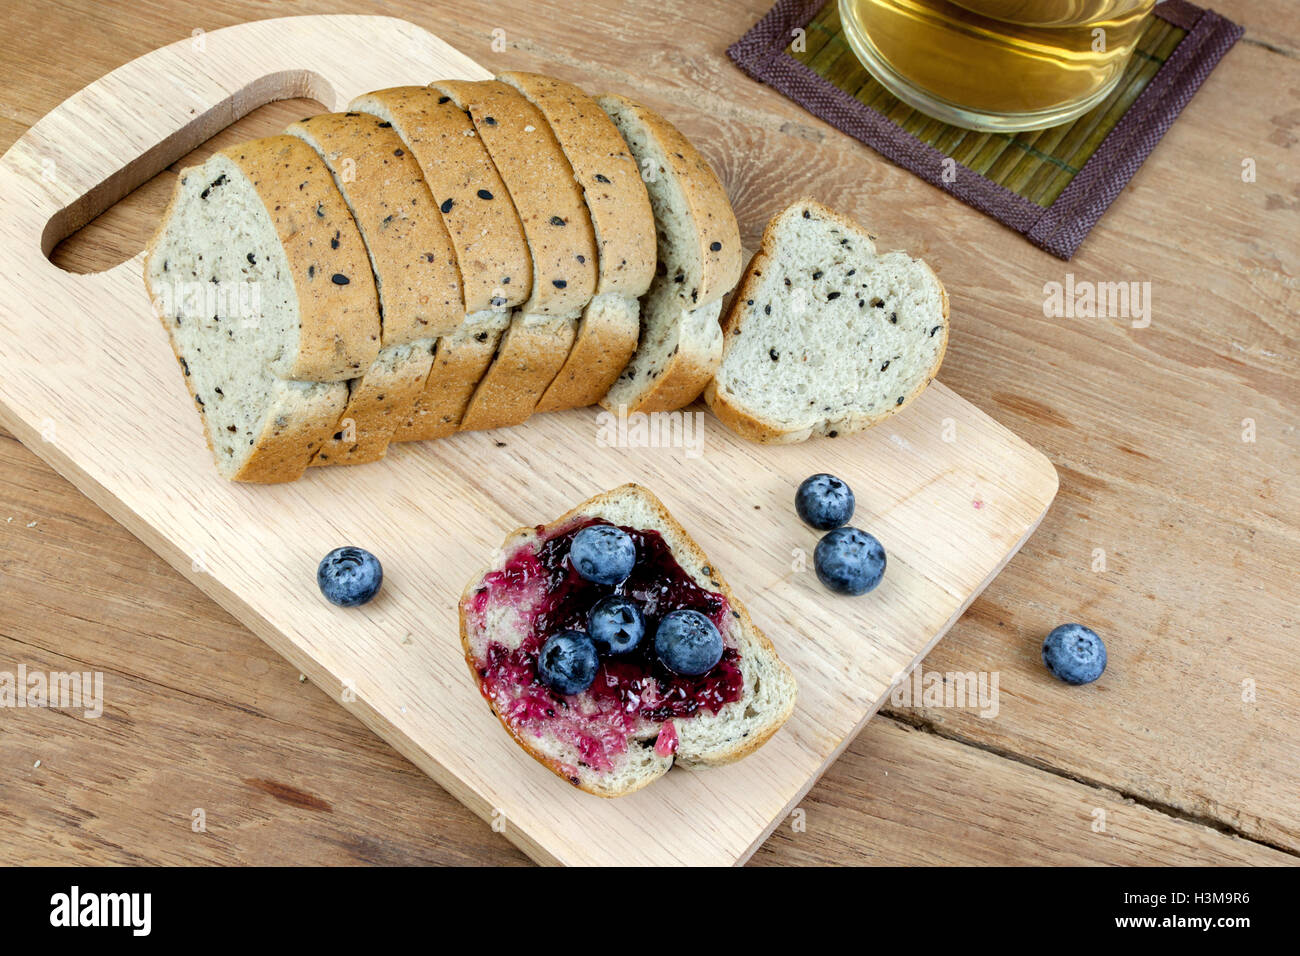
[728,0,1244,258]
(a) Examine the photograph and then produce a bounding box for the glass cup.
[839,0,1160,131]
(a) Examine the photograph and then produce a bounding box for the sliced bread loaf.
[704,199,949,444]
[287,112,465,465]
[459,483,797,797]
[595,94,741,414]
[349,86,528,441]
[430,80,598,431]
[144,138,382,482]
[498,71,656,413]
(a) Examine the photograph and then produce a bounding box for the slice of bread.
[498,71,656,413]
[496,72,655,301]
[601,284,724,417]
[147,135,382,383]
[144,138,382,481]
[394,313,510,441]
[287,112,464,342]
[430,80,598,431]
[429,80,597,317]
[287,112,465,465]
[459,483,797,797]
[455,312,577,432]
[595,94,741,414]
[349,87,528,441]
[704,199,949,444]
[597,94,740,310]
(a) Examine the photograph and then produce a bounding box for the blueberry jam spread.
[466,518,744,774]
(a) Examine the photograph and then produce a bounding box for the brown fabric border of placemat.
[727,0,1245,259]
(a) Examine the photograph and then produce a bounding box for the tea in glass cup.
[839,0,1158,131]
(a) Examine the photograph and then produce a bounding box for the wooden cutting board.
[0,15,1058,865]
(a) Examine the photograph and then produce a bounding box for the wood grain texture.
[0,0,1296,865]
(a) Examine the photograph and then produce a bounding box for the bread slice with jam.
[459,484,797,797]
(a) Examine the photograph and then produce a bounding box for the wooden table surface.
[0,0,1295,866]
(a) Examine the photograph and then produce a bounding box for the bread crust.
[218,135,382,382]
[593,94,740,415]
[497,71,655,299]
[351,86,532,440]
[704,198,950,443]
[534,294,640,413]
[598,295,724,416]
[288,113,466,466]
[496,72,653,414]
[430,80,598,428]
[458,316,577,431]
[147,280,348,482]
[350,87,531,314]
[234,382,349,482]
[431,80,598,316]
[309,344,435,465]
[458,483,796,796]
[287,112,465,343]
[393,319,506,441]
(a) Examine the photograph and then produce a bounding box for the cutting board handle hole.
[43,83,330,275]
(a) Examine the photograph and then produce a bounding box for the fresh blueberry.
[1042,624,1106,685]
[537,630,600,695]
[317,546,383,607]
[655,609,724,676]
[569,524,636,586]
[796,473,855,530]
[587,595,646,654]
[814,527,885,595]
